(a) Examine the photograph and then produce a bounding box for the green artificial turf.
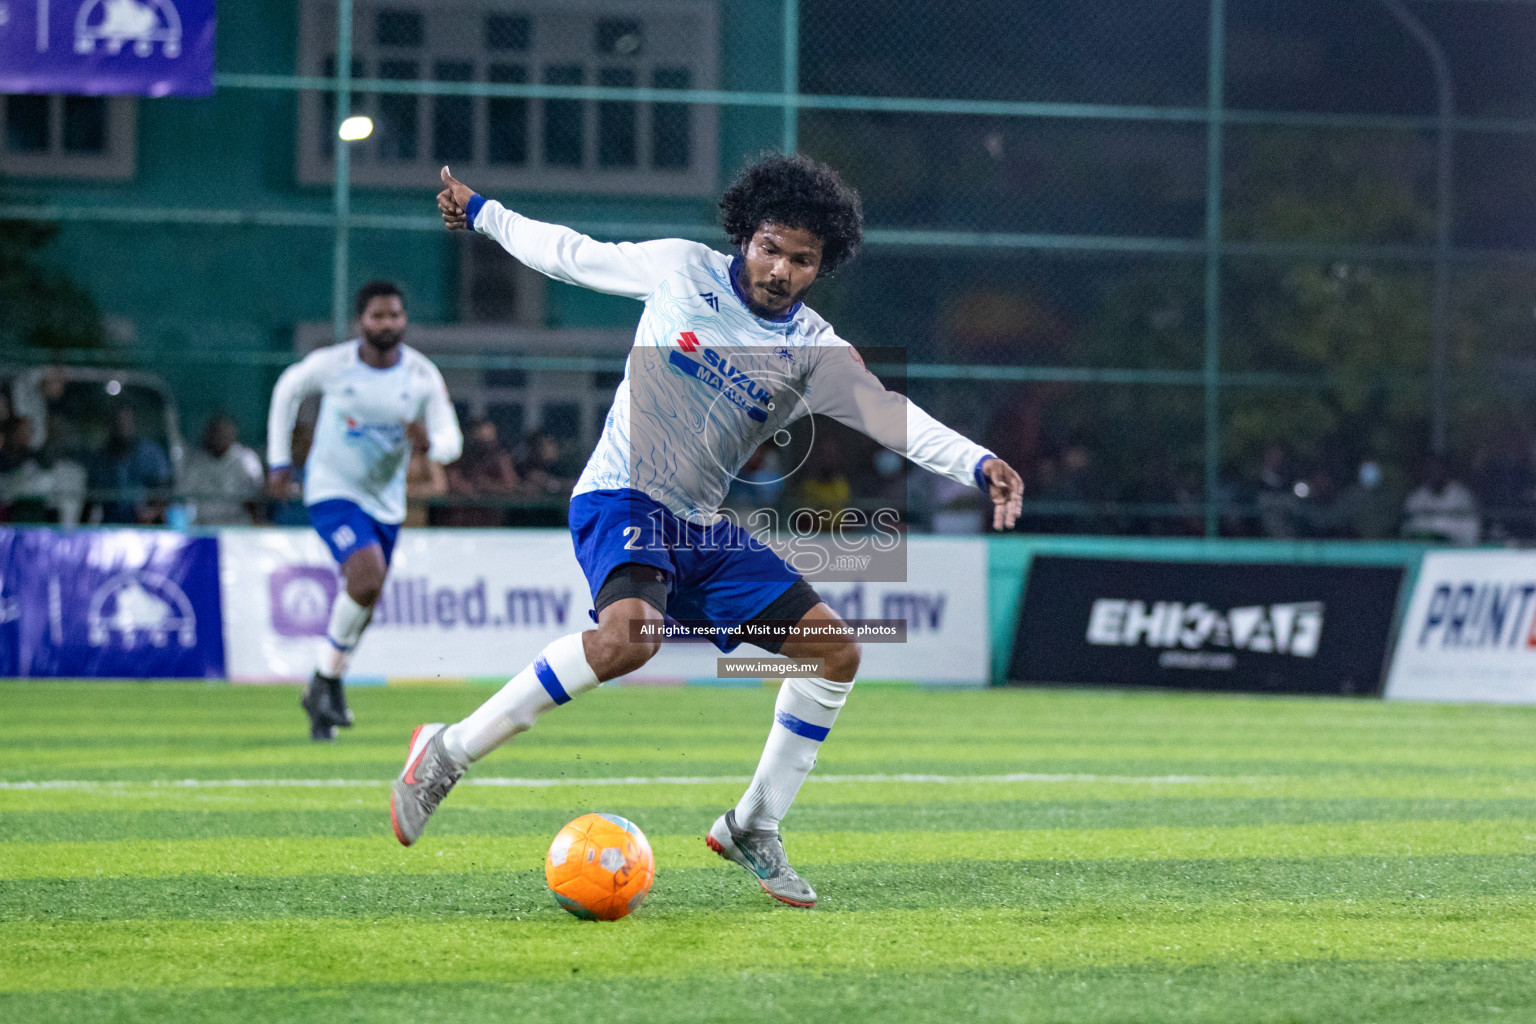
[2,681,1533,1023]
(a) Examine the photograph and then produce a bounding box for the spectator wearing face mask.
[1335,458,1399,539]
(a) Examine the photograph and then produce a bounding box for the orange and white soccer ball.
[545,813,655,920]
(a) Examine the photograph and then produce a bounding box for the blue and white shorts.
[307,499,401,567]
[568,488,802,652]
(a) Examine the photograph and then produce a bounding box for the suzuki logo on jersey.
[343,416,406,449]
[675,331,700,352]
[666,344,773,423]
[1086,599,1325,658]
[699,349,773,406]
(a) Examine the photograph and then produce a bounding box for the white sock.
[318,591,373,678]
[442,632,600,766]
[734,676,852,832]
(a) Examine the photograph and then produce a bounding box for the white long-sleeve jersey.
[471,197,995,521]
[267,341,463,525]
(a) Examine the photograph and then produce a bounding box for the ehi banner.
[1008,556,1404,695]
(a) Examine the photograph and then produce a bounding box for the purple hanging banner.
[0,528,227,678]
[0,1,216,96]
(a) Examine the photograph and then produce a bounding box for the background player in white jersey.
[391,156,1023,906]
[268,282,463,740]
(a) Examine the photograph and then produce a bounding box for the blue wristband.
[973,454,996,493]
[464,193,486,229]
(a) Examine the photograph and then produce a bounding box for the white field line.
[0,772,1227,791]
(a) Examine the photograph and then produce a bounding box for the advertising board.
[1009,555,1404,695]
[0,528,225,677]
[1386,550,1536,703]
[219,530,989,685]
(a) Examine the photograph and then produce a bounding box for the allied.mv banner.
[0,0,216,95]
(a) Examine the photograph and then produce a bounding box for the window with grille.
[297,1,718,196]
[0,95,136,180]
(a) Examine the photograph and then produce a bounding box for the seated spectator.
[517,430,569,497]
[1402,453,1480,545]
[0,419,86,526]
[87,407,172,525]
[405,448,448,527]
[0,389,34,471]
[870,447,907,513]
[0,407,37,521]
[180,414,265,526]
[797,463,852,530]
[1296,463,1349,539]
[1336,458,1400,540]
[1256,443,1302,538]
[445,417,520,526]
[1028,443,1102,534]
[1474,429,1536,540]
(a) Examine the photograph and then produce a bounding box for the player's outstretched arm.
[434,166,704,301]
[805,332,1023,531]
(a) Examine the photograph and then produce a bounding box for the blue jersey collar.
[729,256,802,324]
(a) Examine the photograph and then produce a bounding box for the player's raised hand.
[438,166,475,230]
[982,457,1024,531]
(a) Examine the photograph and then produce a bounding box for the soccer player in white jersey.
[391,156,1023,906]
[268,282,463,741]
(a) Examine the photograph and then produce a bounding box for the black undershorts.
[594,562,822,654]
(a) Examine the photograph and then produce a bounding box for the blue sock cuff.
[774,710,830,742]
[533,656,571,705]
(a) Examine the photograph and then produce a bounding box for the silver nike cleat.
[706,809,817,908]
[389,723,464,847]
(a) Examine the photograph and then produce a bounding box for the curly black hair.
[354,280,405,318]
[719,153,864,275]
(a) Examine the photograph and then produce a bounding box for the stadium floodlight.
[337,116,374,142]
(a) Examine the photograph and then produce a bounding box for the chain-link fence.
[3,0,1536,538]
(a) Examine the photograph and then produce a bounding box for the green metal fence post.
[1382,0,1454,454]
[331,0,354,344]
[1203,0,1227,537]
[782,0,799,153]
